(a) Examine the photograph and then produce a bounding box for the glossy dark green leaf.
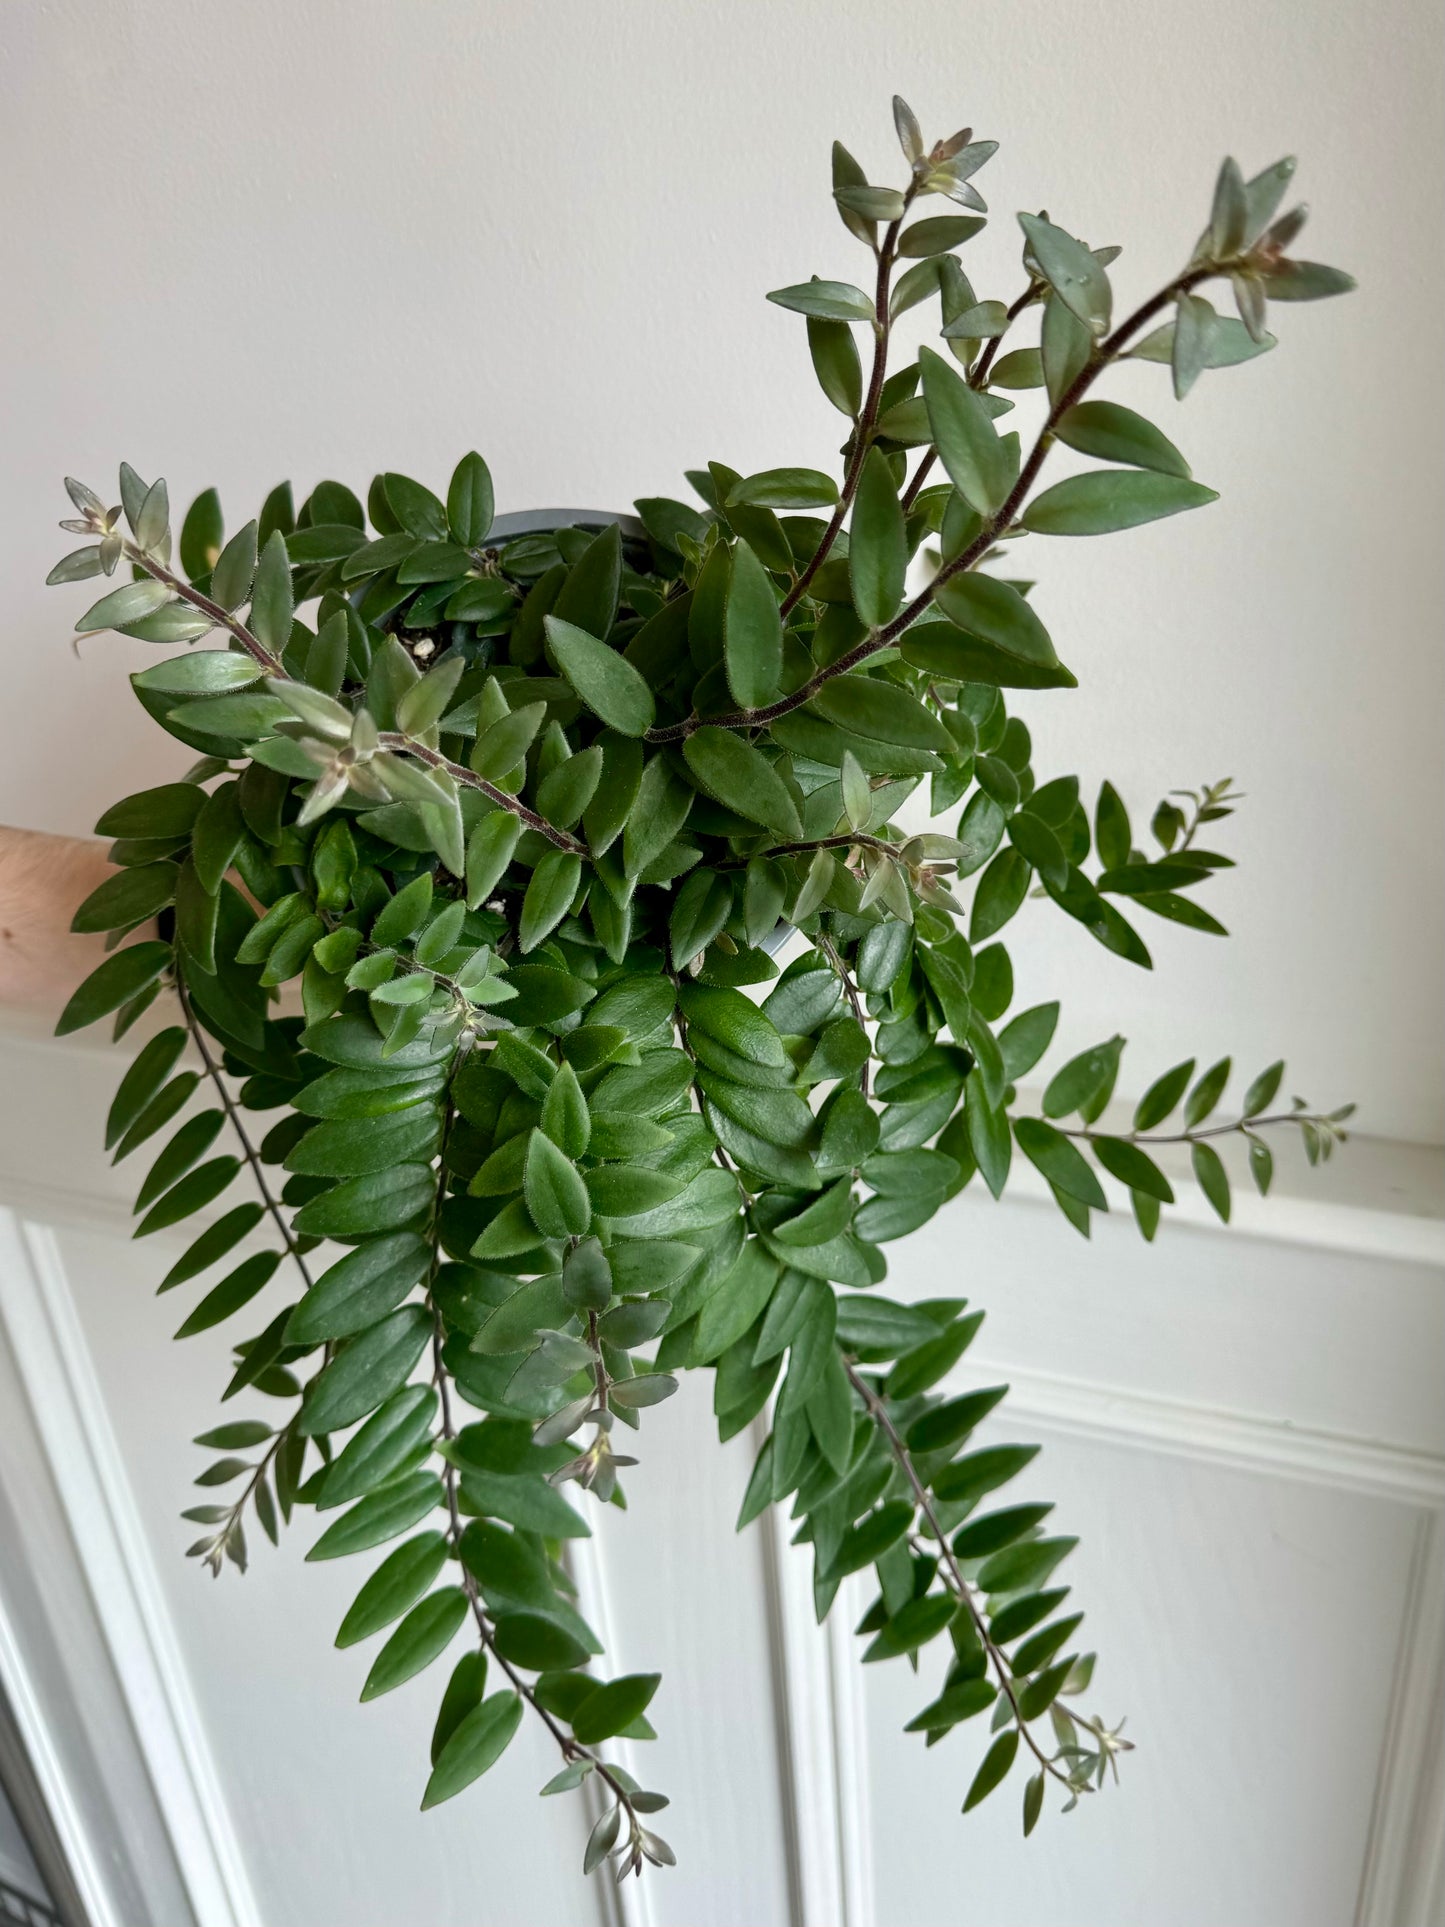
[1023,471,1218,536]
[684,727,801,837]
[920,346,1013,517]
[57,941,173,1035]
[71,862,177,933]
[724,539,783,709]
[963,1730,1019,1812]
[447,452,494,547]
[421,1691,522,1808]
[1055,400,1190,477]
[319,1386,438,1509]
[336,1532,449,1646]
[850,449,907,628]
[360,1588,468,1701]
[133,1156,238,1236]
[285,1233,431,1344]
[307,1472,443,1561]
[291,1164,434,1239]
[544,616,655,736]
[523,1129,592,1238]
[1013,1119,1107,1209]
[298,1307,433,1436]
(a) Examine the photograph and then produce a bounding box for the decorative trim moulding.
[0,1135,1439,1279]
[769,1346,1445,1927]
[980,1360,1445,1505]
[0,1209,261,1927]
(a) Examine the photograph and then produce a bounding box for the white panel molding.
[567,1527,654,1927]
[769,1355,1445,1927]
[0,1209,260,1927]
[764,1501,872,1927]
[0,1600,120,1927]
[1355,1508,1445,1927]
[982,1361,1445,1506]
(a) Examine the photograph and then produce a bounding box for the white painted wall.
[1,1028,1442,1927]
[1,4,1442,1924]
[0,0,1441,1140]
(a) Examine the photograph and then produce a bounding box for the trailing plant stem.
[646,264,1214,744]
[778,187,917,620]
[844,1360,1076,1792]
[174,967,315,1292]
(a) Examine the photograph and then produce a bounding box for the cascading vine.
[46,96,1352,1882]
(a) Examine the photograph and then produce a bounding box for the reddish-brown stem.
[645,266,1211,745]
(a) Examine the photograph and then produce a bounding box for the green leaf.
[491,1613,589,1671]
[1192,1141,1231,1221]
[1043,1037,1124,1121]
[157,1203,262,1292]
[382,473,448,541]
[998,1003,1058,1082]
[932,1442,1041,1505]
[1242,1060,1285,1117]
[446,452,494,547]
[519,850,582,953]
[808,314,864,417]
[458,1469,589,1539]
[396,655,466,738]
[683,726,802,837]
[76,578,174,632]
[898,214,985,256]
[136,1109,224,1209]
[1018,213,1111,333]
[1055,400,1190,477]
[544,616,655,736]
[1261,260,1356,302]
[1095,781,1132,872]
[1134,1058,1195,1130]
[286,1233,432,1345]
[173,1251,278,1337]
[570,1674,661,1745]
[360,1588,467,1700]
[431,1651,488,1765]
[811,676,953,752]
[336,1532,449,1646]
[1090,1134,1174,1203]
[308,1472,443,1562]
[524,1130,592,1239]
[886,1311,984,1399]
[666,867,731,970]
[920,348,1013,517]
[1013,1119,1107,1209]
[928,575,1070,689]
[298,1307,434,1436]
[850,449,907,628]
[106,1028,187,1149]
[465,809,522,909]
[724,539,783,709]
[71,862,177,934]
[421,1692,523,1808]
[249,530,294,654]
[320,1386,438,1510]
[727,468,841,509]
[1185,1057,1231,1127]
[133,1156,238,1236]
[291,1164,435,1239]
[765,282,873,323]
[134,651,261,696]
[905,1384,1008,1453]
[1023,471,1218,536]
[96,783,206,841]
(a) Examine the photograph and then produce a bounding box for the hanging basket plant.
[45,96,1353,1883]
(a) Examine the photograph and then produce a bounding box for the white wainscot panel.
[46,1218,602,1927]
[860,1431,1427,1927]
[573,1374,797,1927]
